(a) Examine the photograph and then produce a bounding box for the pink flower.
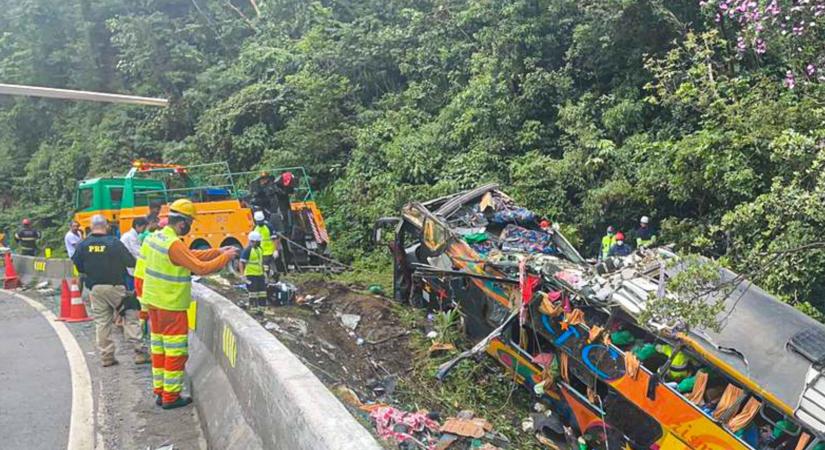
[806,64,817,76]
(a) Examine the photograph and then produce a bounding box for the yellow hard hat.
[169,199,196,219]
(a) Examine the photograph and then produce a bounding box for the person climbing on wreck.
[607,232,632,257]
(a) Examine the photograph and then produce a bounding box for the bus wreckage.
[376,184,825,449]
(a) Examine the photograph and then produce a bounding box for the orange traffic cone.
[3,252,20,289]
[56,279,72,320]
[62,278,92,323]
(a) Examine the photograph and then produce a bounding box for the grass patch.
[394,331,543,450]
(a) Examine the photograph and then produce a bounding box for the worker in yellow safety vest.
[656,343,691,381]
[142,199,238,409]
[252,210,278,278]
[240,230,267,313]
[600,226,616,260]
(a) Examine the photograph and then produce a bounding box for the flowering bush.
[700,0,825,86]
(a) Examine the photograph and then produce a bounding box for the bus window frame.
[422,216,450,255]
[759,403,802,437]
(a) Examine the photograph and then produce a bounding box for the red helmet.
[22,218,31,226]
[615,232,625,241]
[281,171,294,187]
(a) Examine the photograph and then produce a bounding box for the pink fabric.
[531,352,555,368]
[369,406,439,448]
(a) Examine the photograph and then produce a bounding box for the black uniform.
[15,227,41,256]
[71,233,136,289]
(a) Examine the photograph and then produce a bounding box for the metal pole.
[0,83,168,107]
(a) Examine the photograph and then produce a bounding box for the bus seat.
[625,352,641,380]
[588,325,604,343]
[686,371,708,405]
[560,352,569,383]
[538,293,563,317]
[794,433,811,450]
[712,384,744,421]
[727,397,761,432]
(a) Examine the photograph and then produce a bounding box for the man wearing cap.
[635,216,658,249]
[252,210,278,278]
[72,215,146,367]
[600,226,616,260]
[141,199,237,409]
[239,231,267,313]
[15,218,41,256]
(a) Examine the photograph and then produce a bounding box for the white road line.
[3,290,95,450]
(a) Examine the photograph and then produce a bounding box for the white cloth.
[64,230,82,258]
[120,229,141,275]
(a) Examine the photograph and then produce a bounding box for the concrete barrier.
[189,283,381,450]
[9,254,74,285]
[7,254,381,449]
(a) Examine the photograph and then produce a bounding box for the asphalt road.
[0,290,72,449]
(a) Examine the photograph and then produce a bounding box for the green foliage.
[640,254,726,332]
[0,0,824,321]
[432,309,461,345]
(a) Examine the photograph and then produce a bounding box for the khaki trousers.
[90,284,142,363]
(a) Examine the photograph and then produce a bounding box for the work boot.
[162,396,193,410]
[102,358,119,367]
[134,352,151,365]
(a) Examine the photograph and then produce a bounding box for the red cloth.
[522,275,540,303]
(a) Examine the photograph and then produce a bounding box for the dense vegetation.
[0,0,823,318]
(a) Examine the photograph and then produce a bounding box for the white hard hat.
[640,216,650,224]
[253,211,265,222]
[248,231,262,242]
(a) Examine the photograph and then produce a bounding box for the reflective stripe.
[145,268,190,284]
[163,342,188,349]
[146,240,169,255]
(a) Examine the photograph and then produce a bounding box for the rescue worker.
[607,232,632,257]
[64,220,83,258]
[141,199,237,409]
[273,171,295,234]
[72,215,147,367]
[239,231,267,313]
[121,217,148,291]
[656,343,691,381]
[635,216,658,249]
[600,226,616,260]
[15,218,41,256]
[272,172,295,271]
[253,211,278,278]
[250,171,276,214]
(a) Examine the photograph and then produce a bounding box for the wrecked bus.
[376,184,825,449]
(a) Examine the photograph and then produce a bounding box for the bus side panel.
[609,362,748,449]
